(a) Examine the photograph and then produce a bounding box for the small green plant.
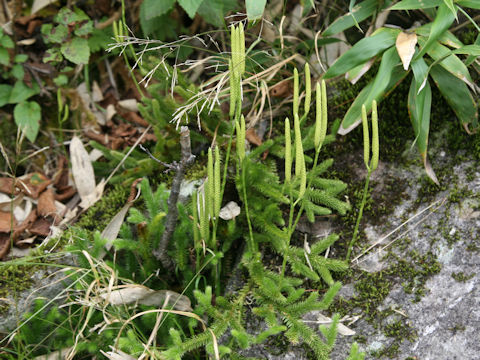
[322,0,479,182]
[346,100,379,261]
[41,7,94,65]
[0,28,41,143]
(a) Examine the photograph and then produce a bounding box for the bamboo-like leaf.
[324,27,400,79]
[390,0,443,10]
[430,65,478,129]
[339,47,407,134]
[415,3,456,59]
[457,0,480,9]
[396,31,417,70]
[415,24,463,48]
[323,0,379,37]
[346,58,376,84]
[422,39,475,90]
[465,34,480,66]
[411,55,429,93]
[408,78,438,184]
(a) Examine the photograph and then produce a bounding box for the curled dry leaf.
[0,211,16,233]
[0,193,24,213]
[29,217,53,237]
[118,99,139,112]
[219,201,241,220]
[316,313,356,336]
[396,31,417,71]
[100,347,137,360]
[38,189,57,218]
[99,285,192,311]
[12,209,37,240]
[0,177,18,195]
[0,233,10,259]
[70,136,100,209]
[17,173,52,199]
[245,128,263,146]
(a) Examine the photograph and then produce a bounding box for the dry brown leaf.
[0,193,24,213]
[99,203,132,258]
[29,217,52,237]
[17,173,51,199]
[13,209,37,240]
[31,0,58,14]
[270,79,291,98]
[0,211,16,233]
[315,314,356,336]
[396,31,417,71]
[0,177,18,195]
[245,128,263,146]
[100,286,192,311]
[118,99,138,112]
[0,233,11,259]
[38,189,57,218]
[70,136,99,209]
[219,201,241,220]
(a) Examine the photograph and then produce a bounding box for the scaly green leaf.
[430,65,478,130]
[246,0,267,21]
[339,46,407,133]
[14,101,41,143]
[416,2,456,59]
[324,27,400,79]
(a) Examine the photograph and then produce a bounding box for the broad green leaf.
[197,0,237,27]
[9,81,39,104]
[345,58,375,84]
[0,47,9,66]
[339,47,407,133]
[178,0,204,18]
[0,34,14,48]
[11,64,24,80]
[61,38,90,65]
[324,27,400,79]
[408,78,438,184]
[390,0,442,10]
[14,101,41,143]
[422,39,475,89]
[74,20,93,36]
[323,0,380,36]
[456,0,480,9]
[14,54,28,63]
[44,48,63,63]
[430,65,477,129]
[42,24,68,43]
[416,3,456,59]
[0,84,12,107]
[246,0,267,21]
[141,0,176,21]
[54,7,88,25]
[415,24,463,48]
[411,55,429,93]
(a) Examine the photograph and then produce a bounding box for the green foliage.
[323,1,479,182]
[41,8,94,65]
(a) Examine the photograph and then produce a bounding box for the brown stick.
[153,126,195,271]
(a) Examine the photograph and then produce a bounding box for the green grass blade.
[456,0,480,9]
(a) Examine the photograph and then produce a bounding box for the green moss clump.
[0,265,35,314]
[451,272,475,282]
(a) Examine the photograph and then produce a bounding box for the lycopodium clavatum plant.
[346,100,379,262]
